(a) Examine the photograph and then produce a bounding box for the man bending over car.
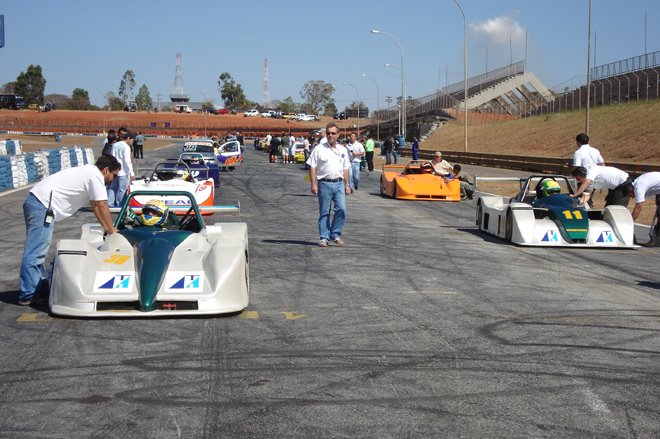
[18,155,121,306]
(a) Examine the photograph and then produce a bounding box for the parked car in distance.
[0,94,26,110]
[212,107,230,115]
[41,102,56,112]
[334,111,348,120]
[174,104,193,113]
[243,109,259,117]
[298,114,317,122]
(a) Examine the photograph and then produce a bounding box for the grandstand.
[529,50,660,116]
[367,50,659,140]
[371,60,554,139]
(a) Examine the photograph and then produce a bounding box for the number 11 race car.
[476,175,637,248]
[50,190,249,317]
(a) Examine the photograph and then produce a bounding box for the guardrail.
[408,149,660,178]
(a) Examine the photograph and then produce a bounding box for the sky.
[1,0,658,109]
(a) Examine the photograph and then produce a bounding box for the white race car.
[124,156,216,214]
[476,175,637,248]
[50,190,249,317]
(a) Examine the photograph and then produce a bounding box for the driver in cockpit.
[532,180,577,208]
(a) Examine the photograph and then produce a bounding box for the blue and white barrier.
[0,142,95,192]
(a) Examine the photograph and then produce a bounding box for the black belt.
[320,178,343,182]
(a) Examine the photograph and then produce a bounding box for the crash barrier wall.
[0,140,95,192]
[409,149,660,179]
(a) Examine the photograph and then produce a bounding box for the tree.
[0,82,15,93]
[118,70,136,104]
[14,64,47,105]
[201,101,215,112]
[134,84,153,111]
[105,91,125,111]
[300,80,334,115]
[218,72,249,110]
[70,88,90,110]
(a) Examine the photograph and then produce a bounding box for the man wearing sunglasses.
[307,122,351,247]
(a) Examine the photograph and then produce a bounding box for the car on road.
[243,109,259,117]
[50,190,248,317]
[476,175,637,247]
[380,160,461,201]
[124,155,216,215]
[212,107,230,115]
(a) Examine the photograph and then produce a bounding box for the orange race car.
[379,160,461,201]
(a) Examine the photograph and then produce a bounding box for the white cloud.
[470,15,526,45]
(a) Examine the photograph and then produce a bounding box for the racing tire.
[392,184,398,199]
[476,200,483,228]
[505,209,513,241]
[379,176,385,196]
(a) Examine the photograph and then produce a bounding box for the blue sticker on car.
[597,231,614,243]
[541,230,559,242]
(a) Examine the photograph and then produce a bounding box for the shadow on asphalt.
[261,239,318,247]
[637,281,660,289]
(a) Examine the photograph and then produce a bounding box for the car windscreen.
[183,141,214,154]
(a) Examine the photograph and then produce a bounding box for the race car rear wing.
[109,202,240,215]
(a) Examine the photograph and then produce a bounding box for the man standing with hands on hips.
[307,122,351,248]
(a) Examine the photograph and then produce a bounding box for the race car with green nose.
[49,190,249,316]
[475,175,637,248]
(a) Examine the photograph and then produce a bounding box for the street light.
[384,63,402,136]
[331,84,348,137]
[371,29,405,139]
[449,0,468,152]
[343,81,360,133]
[362,73,380,141]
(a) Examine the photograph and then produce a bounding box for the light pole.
[362,73,380,141]
[343,81,360,133]
[331,84,348,138]
[585,0,592,135]
[384,63,402,136]
[449,0,468,152]
[371,29,405,139]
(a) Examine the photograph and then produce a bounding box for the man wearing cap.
[108,130,136,207]
[431,151,453,176]
[631,172,660,246]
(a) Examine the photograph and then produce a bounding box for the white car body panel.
[50,222,249,317]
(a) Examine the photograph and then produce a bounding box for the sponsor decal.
[597,230,614,243]
[541,230,559,242]
[57,250,87,256]
[94,272,134,292]
[164,272,204,292]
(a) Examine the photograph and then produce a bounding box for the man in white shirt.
[431,151,453,175]
[571,133,605,172]
[632,172,660,246]
[307,122,351,247]
[108,131,136,207]
[19,155,121,305]
[571,165,633,207]
[346,132,365,191]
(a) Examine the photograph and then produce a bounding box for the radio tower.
[170,52,189,103]
[263,58,270,108]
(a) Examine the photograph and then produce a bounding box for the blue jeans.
[392,150,399,164]
[19,193,54,301]
[350,161,360,190]
[385,151,392,165]
[107,175,128,207]
[317,180,346,241]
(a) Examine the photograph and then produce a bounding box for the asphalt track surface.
[0,144,658,438]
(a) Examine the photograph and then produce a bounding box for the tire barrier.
[0,140,95,192]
